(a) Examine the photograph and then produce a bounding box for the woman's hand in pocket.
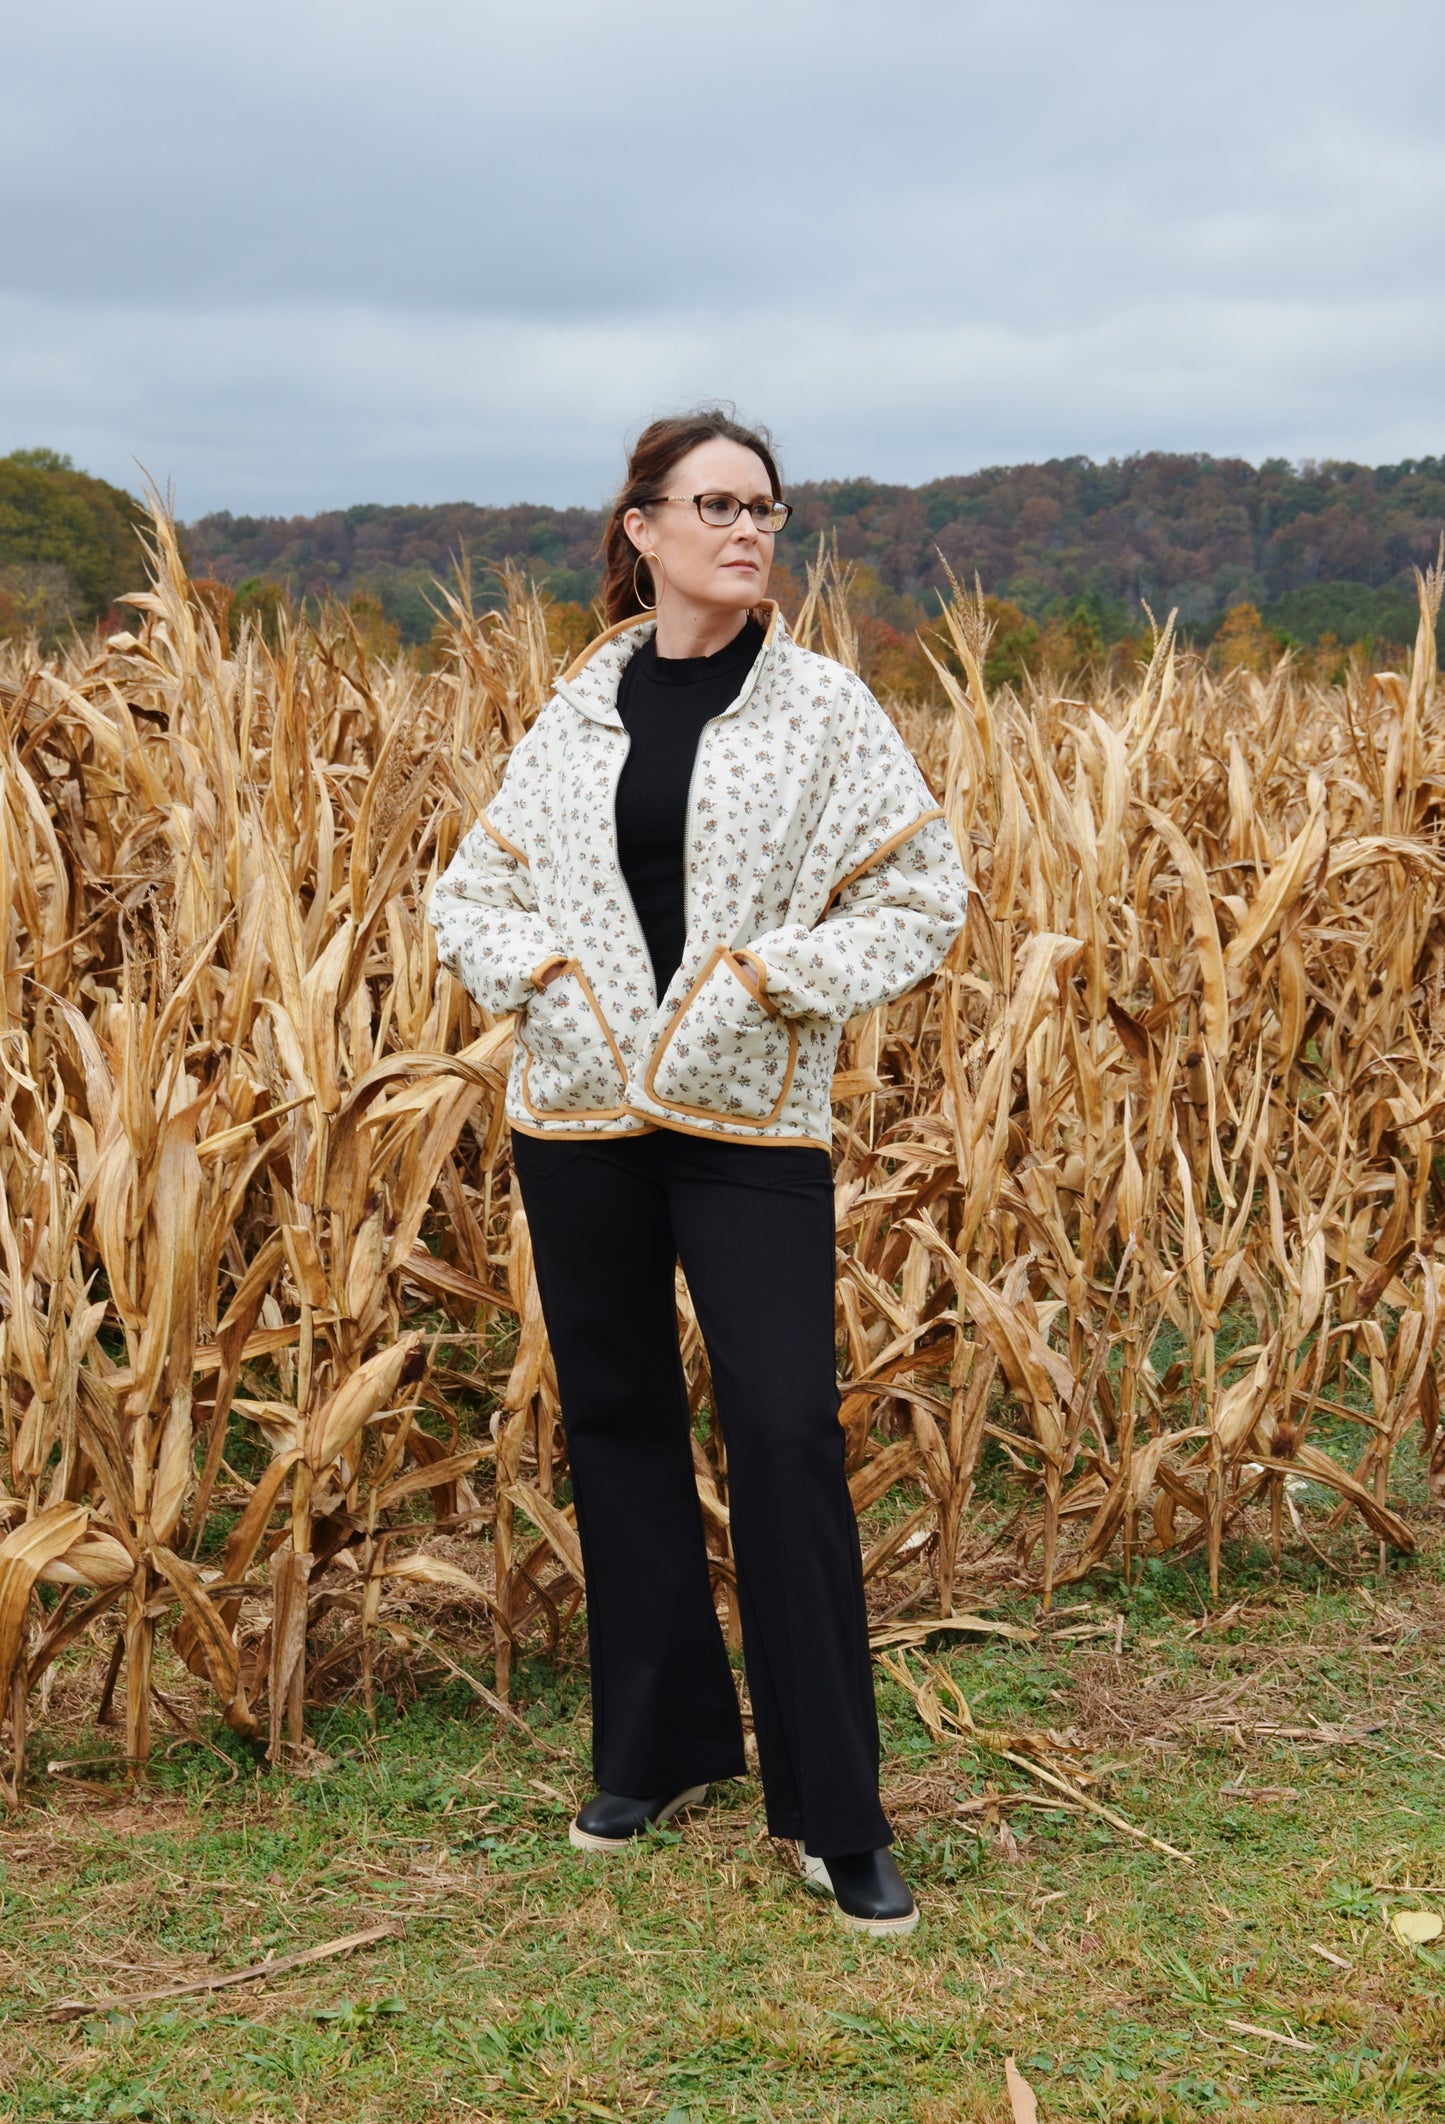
[645,946,795,1125]
[519,957,628,1118]
[531,953,571,990]
[731,949,767,1000]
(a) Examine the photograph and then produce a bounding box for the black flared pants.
[511,1126,890,1855]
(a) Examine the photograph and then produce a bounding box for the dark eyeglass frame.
[657,492,793,531]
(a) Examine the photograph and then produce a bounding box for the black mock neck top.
[613,616,765,997]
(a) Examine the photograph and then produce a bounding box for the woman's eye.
[700,496,735,522]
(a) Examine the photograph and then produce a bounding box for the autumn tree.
[0,449,148,638]
[1211,602,1281,675]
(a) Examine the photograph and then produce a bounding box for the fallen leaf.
[1390,1909,1443,1946]
[1005,2057,1038,2124]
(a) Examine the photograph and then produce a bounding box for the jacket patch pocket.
[646,948,799,1126]
[519,962,628,1120]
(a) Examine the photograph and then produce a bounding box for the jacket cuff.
[528,953,572,989]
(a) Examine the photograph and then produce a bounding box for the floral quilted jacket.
[428,603,969,1148]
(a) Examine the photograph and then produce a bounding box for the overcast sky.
[4,0,1441,516]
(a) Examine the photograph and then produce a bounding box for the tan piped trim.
[643,944,799,1128]
[644,1112,831,1152]
[519,958,632,1124]
[521,1058,630,1127]
[570,960,629,1079]
[510,1110,826,1150]
[481,813,529,865]
[731,946,774,1008]
[529,953,571,990]
[561,600,782,684]
[560,612,652,685]
[510,1116,655,1141]
[824,807,947,910]
[648,949,720,1078]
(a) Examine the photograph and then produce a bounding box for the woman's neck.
[652,602,754,660]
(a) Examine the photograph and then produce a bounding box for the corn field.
[0,514,1442,1802]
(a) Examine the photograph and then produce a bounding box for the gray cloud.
[3,0,1441,512]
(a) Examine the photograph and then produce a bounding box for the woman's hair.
[600,407,783,626]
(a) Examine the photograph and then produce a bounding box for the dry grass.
[0,516,1442,1796]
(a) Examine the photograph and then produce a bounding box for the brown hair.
[600,407,783,626]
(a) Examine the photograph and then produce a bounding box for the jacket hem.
[509,1114,657,1140]
[634,1109,833,1153]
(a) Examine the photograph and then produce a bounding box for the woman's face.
[624,438,776,618]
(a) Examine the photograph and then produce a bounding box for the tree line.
[4,446,1442,685]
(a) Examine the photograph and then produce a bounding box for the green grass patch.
[2,1539,1443,2121]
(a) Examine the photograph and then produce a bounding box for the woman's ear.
[622,506,652,555]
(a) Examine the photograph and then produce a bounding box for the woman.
[429,409,968,1936]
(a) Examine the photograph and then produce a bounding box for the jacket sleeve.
[427,735,566,1016]
[744,681,969,1024]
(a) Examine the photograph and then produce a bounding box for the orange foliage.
[1211,602,1279,675]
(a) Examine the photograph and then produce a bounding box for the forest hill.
[4,447,1442,688]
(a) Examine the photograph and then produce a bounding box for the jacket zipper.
[585,633,769,1006]
[605,724,658,1011]
[681,671,758,941]
[680,720,710,943]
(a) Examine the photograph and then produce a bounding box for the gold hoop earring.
[633,551,661,612]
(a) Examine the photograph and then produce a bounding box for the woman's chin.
[713,572,765,606]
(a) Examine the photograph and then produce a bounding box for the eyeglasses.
[658,493,793,532]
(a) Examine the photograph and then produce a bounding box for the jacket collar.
[553,601,786,728]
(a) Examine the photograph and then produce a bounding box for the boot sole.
[568,1784,710,1853]
[800,1852,920,1937]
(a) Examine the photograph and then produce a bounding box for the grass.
[3,1525,1443,2123]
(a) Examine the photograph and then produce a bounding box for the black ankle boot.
[801,1847,919,1935]
[569,1784,710,1852]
